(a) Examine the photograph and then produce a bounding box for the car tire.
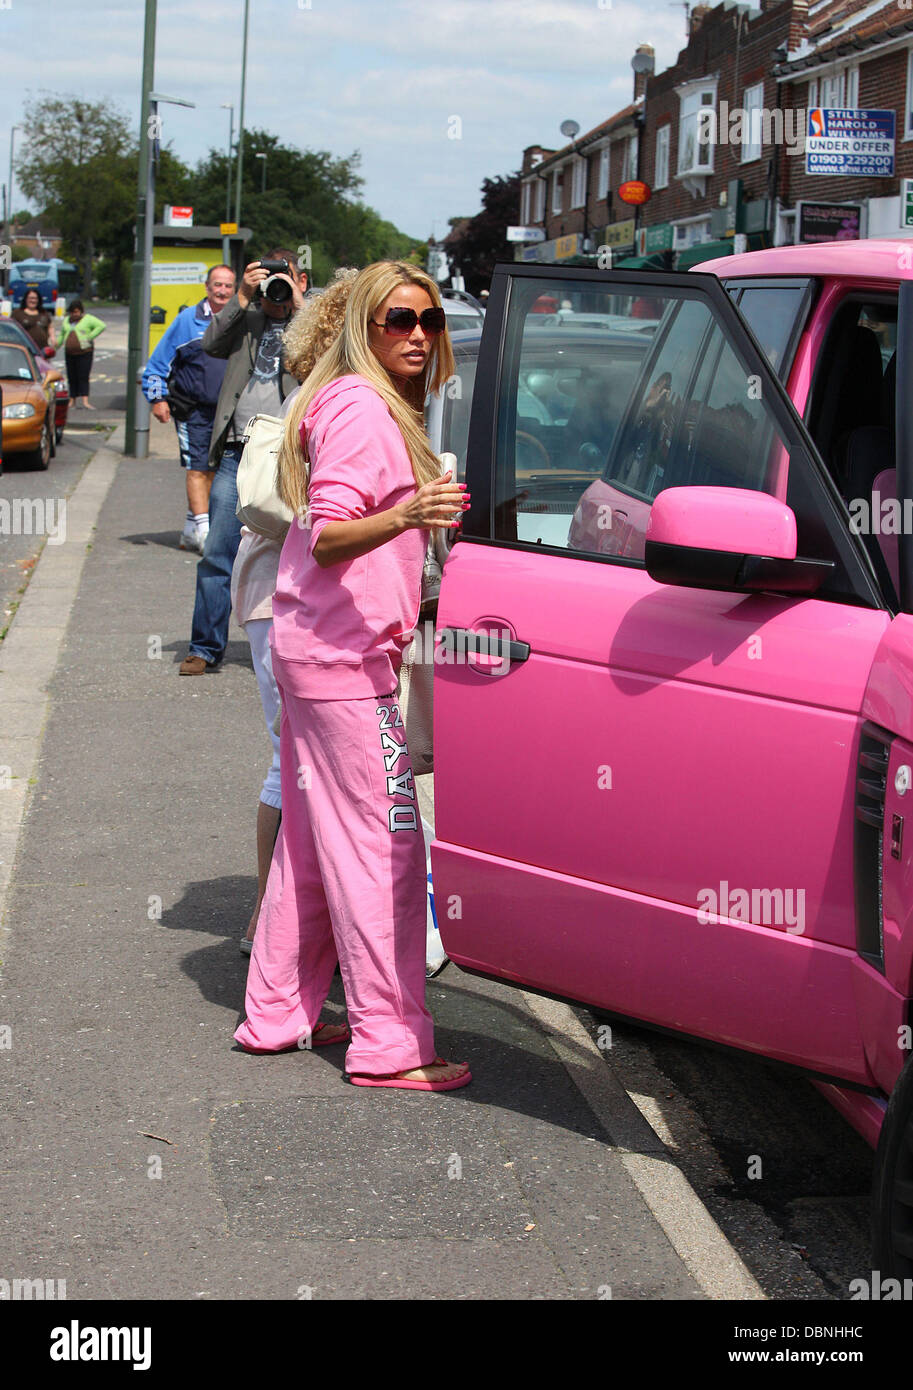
[25,415,52,471]
[871,1050,913,1278]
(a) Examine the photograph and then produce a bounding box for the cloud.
[5,0,685,240]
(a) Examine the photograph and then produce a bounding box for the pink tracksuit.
[234,375,435,1075]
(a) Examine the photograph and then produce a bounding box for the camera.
[257,259,294,304]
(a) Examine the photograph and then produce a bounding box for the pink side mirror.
[647,486,797,561]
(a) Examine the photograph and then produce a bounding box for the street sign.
[618,180,651,206]
[507,226,546,243]
[163,205,194,227]
[220,222,238,235]
[805,109,895,177]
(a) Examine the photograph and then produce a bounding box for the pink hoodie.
[270,374,426,699]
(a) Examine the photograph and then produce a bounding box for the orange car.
[0,341,59,471]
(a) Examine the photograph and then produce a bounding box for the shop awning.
[675,239,734,269]
[613,253,668,270]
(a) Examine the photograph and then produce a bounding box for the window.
[655,125,670,188]
[534,179,546,221]
[439,352,477,483]
[571,156,587,209]
[677,80,717,175]
[492,282,784,560]
[552,168,564,214]
[846,65,859,107]
[521,182,531,224]
[728,284,810,377]
[597,146,610,199]
[742,82,764,163]
[673,217,711,248]
[808,78,818,110]
[820,70,845,107]
[622,134,639,183]
[907,48,913,139]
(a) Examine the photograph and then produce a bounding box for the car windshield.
[0,347,36,380]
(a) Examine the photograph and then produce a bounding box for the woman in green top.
[60,300,106,408]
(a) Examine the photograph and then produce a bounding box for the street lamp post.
[126,82,195,460]
[255,151,267,194]
[6,124,20,282]
[124,0,157,458]
[220,102,234,263]
[235,0,250,227]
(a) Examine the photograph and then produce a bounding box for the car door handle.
[438,627,531,663]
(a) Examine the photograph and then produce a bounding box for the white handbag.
[235,414,298,540]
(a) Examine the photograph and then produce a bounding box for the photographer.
[179,249,307,676]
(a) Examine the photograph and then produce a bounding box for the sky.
[2,0,689,242]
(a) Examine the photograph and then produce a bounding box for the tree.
[189,130,420,281]
[17,95,137,294]
[450,172,521,297]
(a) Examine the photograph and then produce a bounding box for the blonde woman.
[234,261,472,1091]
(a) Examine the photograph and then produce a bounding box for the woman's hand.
[395,470,467,531]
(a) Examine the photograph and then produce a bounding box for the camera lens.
[263,276,293,304]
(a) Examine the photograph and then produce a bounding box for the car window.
[439,352,477,482]
[0,347,36,380]
[493,281,786,559]
[731,285,809,375]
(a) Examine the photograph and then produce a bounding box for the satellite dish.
[560,119,580,140]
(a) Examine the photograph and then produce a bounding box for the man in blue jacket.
[141,265,236,553]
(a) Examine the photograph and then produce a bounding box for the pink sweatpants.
[234,668,435,1076]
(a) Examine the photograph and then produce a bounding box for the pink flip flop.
[346,1058,472,1092]
[312,1022,350,1047]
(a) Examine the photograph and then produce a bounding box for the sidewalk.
[0,423,758,1300]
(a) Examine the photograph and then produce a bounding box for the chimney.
[631,43,655,101]
[689,4,711,35]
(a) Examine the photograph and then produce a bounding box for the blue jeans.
[189,442,243,665]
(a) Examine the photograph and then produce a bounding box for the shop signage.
[602,220,635,250]
[618,180,651,206]
[642,222,673,253]
[798,202,861,242]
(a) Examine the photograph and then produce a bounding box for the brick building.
[518,0,913,267]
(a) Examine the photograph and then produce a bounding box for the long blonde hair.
[277,260,455,519]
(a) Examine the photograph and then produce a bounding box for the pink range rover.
[432,241,913,1275]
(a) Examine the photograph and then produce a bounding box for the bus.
[9,259,80,309]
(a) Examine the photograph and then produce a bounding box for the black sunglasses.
[369,306,447,336]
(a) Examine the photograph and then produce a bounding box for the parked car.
[0,318,70,442]
[0,341,58,468]
[429,241,913,1277]
[441,294,484,334]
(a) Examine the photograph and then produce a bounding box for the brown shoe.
[179,653,213,675]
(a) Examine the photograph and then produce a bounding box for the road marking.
[520,990,766,1300]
